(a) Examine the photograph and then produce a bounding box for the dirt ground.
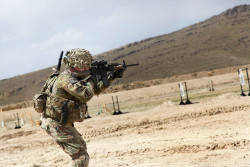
[0,72,250,167]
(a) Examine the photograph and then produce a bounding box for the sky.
[0,0,249,80]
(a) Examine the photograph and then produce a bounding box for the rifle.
[90,60,139,88]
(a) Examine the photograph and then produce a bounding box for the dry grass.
[0,69,243,129]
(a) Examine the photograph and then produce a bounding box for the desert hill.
[0,5,250,106]
[98,4,250,83]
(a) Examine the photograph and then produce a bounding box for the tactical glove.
[113,68,125,78]
[88,75,98,87]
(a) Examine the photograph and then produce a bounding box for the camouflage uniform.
[41,70,109,167]
[40,49,120,167]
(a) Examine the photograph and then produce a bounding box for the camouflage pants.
[41,118,89,167]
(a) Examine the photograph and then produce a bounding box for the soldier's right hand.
[88,75,98,86]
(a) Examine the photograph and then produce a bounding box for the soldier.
[40,48,124,167]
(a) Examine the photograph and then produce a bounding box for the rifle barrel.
[126,63,139,67]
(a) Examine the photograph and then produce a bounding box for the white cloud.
[96,15,118,26]
[31,28,85,50]
[0,0,249,80]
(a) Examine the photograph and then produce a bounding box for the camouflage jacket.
[44,70,109,124]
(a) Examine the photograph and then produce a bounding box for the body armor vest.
[44,71,89,125]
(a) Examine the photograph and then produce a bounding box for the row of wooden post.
[98,95,123,115]
[178,68,250,105]
[0,108,36,128]
[0,95,123,128]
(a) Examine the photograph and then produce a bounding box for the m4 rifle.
[90,60,139,87]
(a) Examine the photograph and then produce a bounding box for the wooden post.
[101,97,112,114]
[238,69,246,96]
[184,82,192,104]
[116,95,120,111]
[116,95,123,114]
[246,68,250,96]
[208,80,215,91]
[14,113,21,129]
[101,97,106,113]
[112,96,117,115]
[20,111,24,125]
[84,106,91,119]
[0,108,4,128]
[178,83,185,105]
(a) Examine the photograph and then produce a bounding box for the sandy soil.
[0,72,250,167]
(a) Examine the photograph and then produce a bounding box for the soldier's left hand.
[114,68,125,78]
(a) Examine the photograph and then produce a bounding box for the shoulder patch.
[69,78,79,85]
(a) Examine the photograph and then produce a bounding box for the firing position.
[39,49,125,167]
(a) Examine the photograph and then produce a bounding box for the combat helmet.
[63,48,93,70]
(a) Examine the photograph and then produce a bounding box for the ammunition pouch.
[45,94,86,125]
[61,101,69,124]
[33,72,59,113]
[33,93,48,113]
